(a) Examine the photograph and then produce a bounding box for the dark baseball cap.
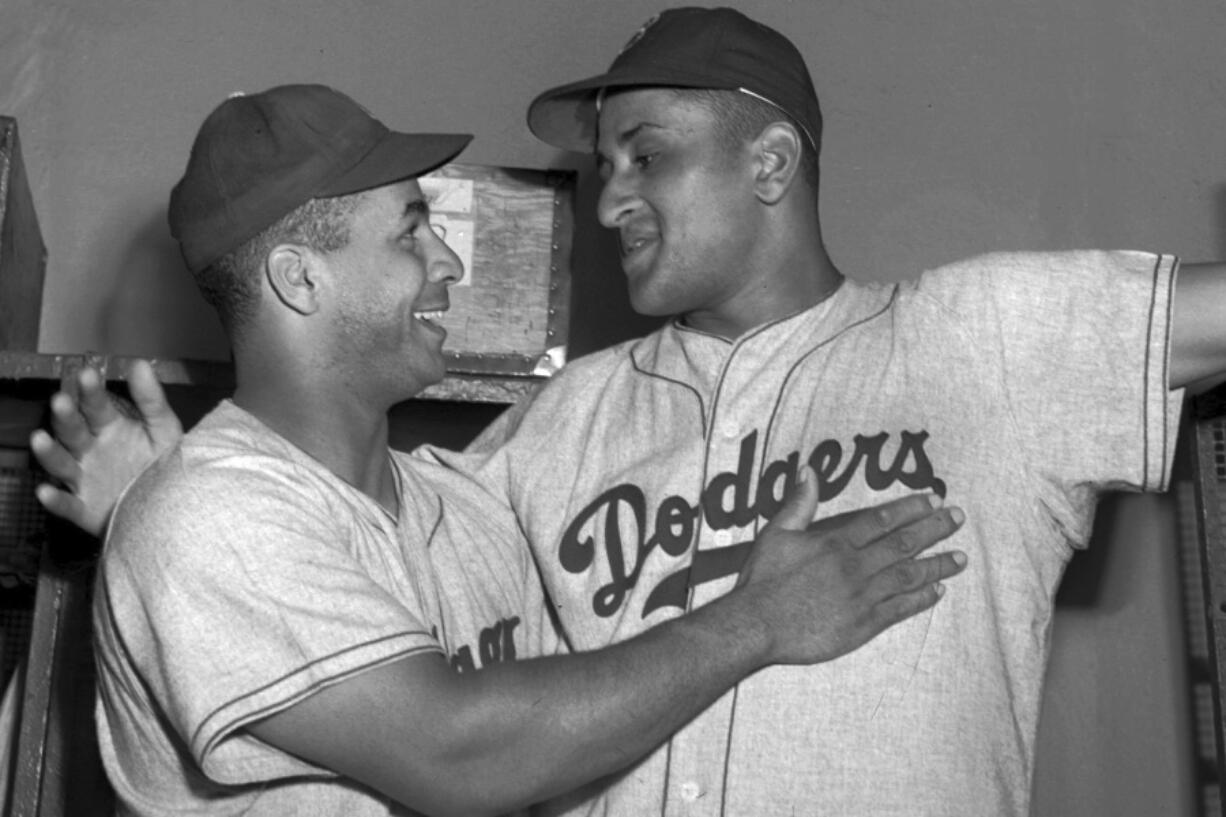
[169,84,472,273]
[527,6,822,154]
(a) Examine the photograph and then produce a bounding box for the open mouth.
[414,310,446,324]
[620,232,657,269]
[413,310,449,336]
[622,235,650,255]
[622,226,656,250]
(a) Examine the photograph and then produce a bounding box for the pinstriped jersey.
[445,250,1182,817]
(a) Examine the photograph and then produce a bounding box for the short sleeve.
[915,250,1182,497]
[99,458,442,785]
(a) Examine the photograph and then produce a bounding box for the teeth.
[414,311,446,322]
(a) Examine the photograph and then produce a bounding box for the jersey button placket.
[670,355,758,815]
[664,407,739,816]
[696,401,749,609]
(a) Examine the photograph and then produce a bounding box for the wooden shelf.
[0,351,542,405]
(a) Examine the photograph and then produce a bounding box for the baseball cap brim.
[528,67,740,154]
[319,130,473,197]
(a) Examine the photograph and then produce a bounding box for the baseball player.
[31,6,1226,817]
[461,7,1220,816]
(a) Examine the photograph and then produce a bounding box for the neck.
[231,352,399,514]
[682,232,844,340]
[681,187,843,339]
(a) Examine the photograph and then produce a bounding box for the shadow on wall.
[98,209,229,362]
[1056,493,1122,608]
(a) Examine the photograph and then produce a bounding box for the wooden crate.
[419,163,574,378]
[0,117,47,352]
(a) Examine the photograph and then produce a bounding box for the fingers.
[808,493,946,550]
[125,360,182,441]
[76,365,124,433]
[48,366,119,455]
[867,579,949,632]
[761,467,820,532]
[866,547,966,601]
[737,492,969,667]
[867,546,968,627]
[841,544,968,641]
[856,509,967,626]
[854,505,966,578]
[45,390,96,459]
[29,429,82,486]
[33,483,89,531]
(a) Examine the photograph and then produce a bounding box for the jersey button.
[713,530,733,547]
[680,781,703,802]
[719,419,739,439]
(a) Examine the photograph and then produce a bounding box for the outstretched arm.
[1171,262,1226,390]
[248,483,967,817]
[29,360,184,536]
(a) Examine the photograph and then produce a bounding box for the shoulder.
[104,411,336,578]
[882,250,1177,367]
[505,331,664,415]
[551,334,651,384]
[911,249,1167,293]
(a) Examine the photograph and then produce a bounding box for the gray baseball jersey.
[95,400,554,815]
[438,250,1182,817]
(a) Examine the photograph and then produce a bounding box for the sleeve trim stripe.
[194,634,441,758]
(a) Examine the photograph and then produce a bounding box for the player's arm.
[1170,262,1226,390]
[29,360,183,536]
[249,484,967,817]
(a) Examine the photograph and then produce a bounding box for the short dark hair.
[679,88,821,195]
[193,192,362,335]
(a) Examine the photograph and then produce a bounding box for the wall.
[3,0,1224,813]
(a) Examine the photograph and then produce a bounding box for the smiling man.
[83,83,967,816]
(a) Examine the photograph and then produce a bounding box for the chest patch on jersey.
[558,429,946,618]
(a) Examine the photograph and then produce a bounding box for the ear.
[752,122,804,205]
[265,244,321,316]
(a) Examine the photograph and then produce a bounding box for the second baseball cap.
[526,6,822,154]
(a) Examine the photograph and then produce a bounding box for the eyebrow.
[402,198,431,219]
[594,121,661,164]
[615,122,652,146]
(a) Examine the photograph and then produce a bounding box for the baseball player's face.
[595,88,769,336]
[318,178,463,399]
